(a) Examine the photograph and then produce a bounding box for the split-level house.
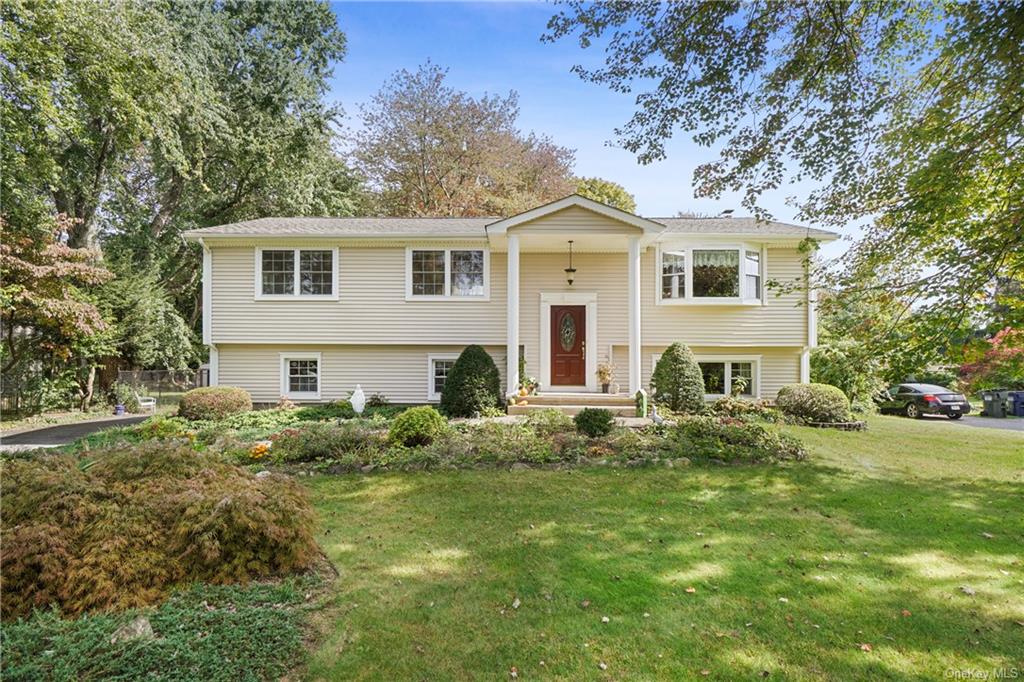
[183,195,838,410]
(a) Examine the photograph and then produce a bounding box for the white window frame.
[255,247,339,300]
[650,353,762,399]
[280,352,322,400]
[405,247,490,301]
[655,243,764,306]
[426,353,460,402]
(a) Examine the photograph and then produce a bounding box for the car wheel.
[904,402,921,419]
[948,413,962,420]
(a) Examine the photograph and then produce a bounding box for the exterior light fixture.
[564,240,576,286]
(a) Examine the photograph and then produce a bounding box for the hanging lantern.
[564,240,576,286]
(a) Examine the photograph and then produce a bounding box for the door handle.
[581,339,586,360]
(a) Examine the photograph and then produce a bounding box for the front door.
[550,305,586,386]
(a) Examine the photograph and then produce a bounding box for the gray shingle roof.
[184,215,838,240]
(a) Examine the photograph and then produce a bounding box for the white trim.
[209,344,219,387]
[539,292,598,392]
[202,242,212,344]
[404,247,491,301]
[426,353,460,402]
[506,234,520,395]
[486,194,665,234]
[279,352,322,400]
[800,348,811,384]
[760,244,768,306]
[650,353,762,399]
[627,236,642,394]
[255,247,339,300]
[654,243,764,306]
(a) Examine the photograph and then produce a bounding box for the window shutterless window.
[744,250,761,299]
[427,354,459,401]
[407,248,489,300]
[651,354,761,398]
[656,245,763,303]
[661,250,686,300]
[257,248,337,299]
[280,353,321,399]
[692,249,739,297]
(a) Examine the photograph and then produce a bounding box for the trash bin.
[1008,391,1024,417]
[980,389,1009,418]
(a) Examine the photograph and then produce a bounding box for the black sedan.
[877,383,972,419]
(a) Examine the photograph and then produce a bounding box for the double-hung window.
[257,248,337,299]
[407,248,488,300]
[427,354,458,401]
[657,244,764,304]
[280,353,321,399]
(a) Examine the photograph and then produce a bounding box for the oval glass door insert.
[559,312,577,352]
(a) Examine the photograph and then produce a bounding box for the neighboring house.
[183,195,838,406]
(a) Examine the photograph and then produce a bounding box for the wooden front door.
[550,305,586,386]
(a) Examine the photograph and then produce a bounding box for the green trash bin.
[980,389,1009,418]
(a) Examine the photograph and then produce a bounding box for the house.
[182,195,838,410]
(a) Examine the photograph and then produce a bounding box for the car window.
[898,385,917,393]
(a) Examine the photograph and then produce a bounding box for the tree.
[575,177,636,213]
[546,2,1023,357]
[355,63,576,217]
[650,343,705,414]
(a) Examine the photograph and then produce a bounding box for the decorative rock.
[360,464,376,474]
[110,616,154,644]
[255,470,272,479]
[510,463,531,472]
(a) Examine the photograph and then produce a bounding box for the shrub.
[650,343,706,414]
[524,408,574,436]
[710,396,782,422]
[439,345,501,417]
[574,408,615,437]
[270,421,386,463]
[776,383,852,423]
[294,400,355,421]
[0,443,318,619]
[666,415,807,463]
[367,392,390,407]
[458,421,557,464]
[178,386,252,421]
[811,340,887,412]
[389,406,447,446]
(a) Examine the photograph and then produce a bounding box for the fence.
[0,374,43,416]
[116,368,210,409]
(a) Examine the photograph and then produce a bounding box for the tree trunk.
[79,363,96,411]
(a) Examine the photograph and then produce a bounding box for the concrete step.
[521,393,635,407]
[508,403,637,417]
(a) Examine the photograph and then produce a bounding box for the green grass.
[304,415,1023,680]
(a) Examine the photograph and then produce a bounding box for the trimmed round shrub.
[178,386,252,421]
[650,343,705,414]
[439,345,501,417]
[389,406,447,446]
[574,407,615,438]
[776,383,852,423]
[0,443,318,619]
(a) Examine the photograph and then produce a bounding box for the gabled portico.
[486,195,666,397]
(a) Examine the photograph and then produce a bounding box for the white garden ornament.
[350,384,366,415]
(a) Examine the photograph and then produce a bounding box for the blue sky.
[327,1,849,259]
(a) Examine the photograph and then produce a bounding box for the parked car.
[876,383,972,419]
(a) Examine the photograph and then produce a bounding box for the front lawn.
[305,415,1023,680]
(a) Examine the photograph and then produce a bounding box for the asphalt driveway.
[916,414,1024,431]
[0,416,149,447]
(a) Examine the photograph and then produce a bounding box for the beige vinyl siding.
[641,247,808,346]
[511,205,643,234]
[216,344,507,404]
[610,345,801,399]
[210,246,507,345]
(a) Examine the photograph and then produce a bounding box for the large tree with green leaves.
[575,177,636,213]
[546,1,1023,364]
[355,63,576,217]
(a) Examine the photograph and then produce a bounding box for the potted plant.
[596,362,616,393]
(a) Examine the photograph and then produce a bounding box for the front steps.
[508,393,637,417]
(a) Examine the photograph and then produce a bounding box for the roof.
[182,210,839,241]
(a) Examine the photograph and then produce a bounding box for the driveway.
[0,415,149,448]
[916,414,1024,431]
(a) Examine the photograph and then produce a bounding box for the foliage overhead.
[355,62,576,217]
[546,1,1024,355]
[574,177,637,213]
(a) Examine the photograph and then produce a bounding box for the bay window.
[657,244,764,303]
[407,248,488,299]
[257,248,337,299]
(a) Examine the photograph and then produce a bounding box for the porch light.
[564,240,576,286]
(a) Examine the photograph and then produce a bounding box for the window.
[280,353,321,398]
[407,248,489,299]
[692,249,739,297]
[661,250,686,299]
[257,248,337,298]
[745,250,761,299]
[656,245,763,303]
[651,353,761,398]
[427,354,459,401]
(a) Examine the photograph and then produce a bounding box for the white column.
[506,234,520,396]
[628,236,642,394]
